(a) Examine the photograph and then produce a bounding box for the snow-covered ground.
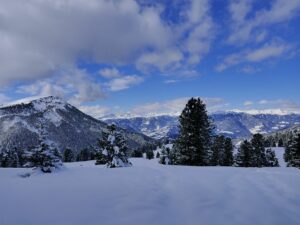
[1,148,300,225]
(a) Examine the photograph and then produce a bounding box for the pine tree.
[25,127,62,173]
[131,150,143,158]
[173,98,213,166]
[10,150,20,168]
[251,134,267,167]
[235,140,253,167]
[210,135,225,166]
[0,150,9,168]
[77,148,90,161]
[156,151,160,158]
[265,148,279,167]
[95,150,107,165]
[98,124,131,168]
[159,146,173,165]
[63,148,74,162]
[284,134,300,168]
[146,150,154,160]
[223,137,234,166]
[278,139,284,147]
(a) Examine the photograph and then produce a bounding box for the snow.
[1,156,299,225]
[218,130,234,134]
[44,111,63,127]
[1,116,38,133]
[249,124,264,134]
[32,96,67,112]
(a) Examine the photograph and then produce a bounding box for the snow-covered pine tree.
[0,150,9,167]
[265,148,279,167]
[223,137,234,166]
[25,126,62,173]
[173,98,213,166]
[95,149,107,165]
[98,124,131,168]
[63,148,74,162]
[251,134,267,167]
[284,134,300,168]
[159,146,173,165]
[0,148,21,168]
[10,149,20,168]
[235,140,253,167]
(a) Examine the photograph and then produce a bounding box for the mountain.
[102,112,300,140]
[0,96,156,153]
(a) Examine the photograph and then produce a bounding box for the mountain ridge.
[0,96,157,153]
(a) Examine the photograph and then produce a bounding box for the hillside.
[0,96,156,153]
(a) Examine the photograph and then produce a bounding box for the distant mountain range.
[0,96,156,153]
[102,112,300,140]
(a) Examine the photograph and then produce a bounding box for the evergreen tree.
[131,150,143,158]
[0,150,9,168]
[10,150,20,168]
[173,98,213,166]
[159,146,173,165]
[278,139,284,147]
[25,127,62,173]
[0,148,22,168]
[265,148,279,167]
[77,148,90,161]
[235,140,253,167]
[223,137,234,166]
[284,134,300,168]
[251,134,267,167]
[98,124,131,168]
[146,150,154,160]
[63,148,74,162]
[95,150,107,165]
[156,151,160,158]
[210,135,225,166]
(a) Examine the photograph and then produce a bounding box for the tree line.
[158,97,299,168]
[1,97,300,172]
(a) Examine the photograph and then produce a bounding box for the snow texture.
[0,148,299,225]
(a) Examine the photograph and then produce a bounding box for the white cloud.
[99,68,121,79]
[78,105,111,118]
[130,97,228,116]
[244,101,253,106]
[0,0,172,85]
[107,75,144,92]
[136,48,183,72]
[0,0,216,87]
[15,68,105,106]
[216,41,291,71]
[227,0,300,45]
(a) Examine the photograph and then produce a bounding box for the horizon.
[1,0,300,117]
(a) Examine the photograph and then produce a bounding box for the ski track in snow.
[0,149,300,225]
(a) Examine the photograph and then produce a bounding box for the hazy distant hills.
[102,112,300,140]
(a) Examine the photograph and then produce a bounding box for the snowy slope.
[0,157,299,225]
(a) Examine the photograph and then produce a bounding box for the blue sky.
[0,0,300,117]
